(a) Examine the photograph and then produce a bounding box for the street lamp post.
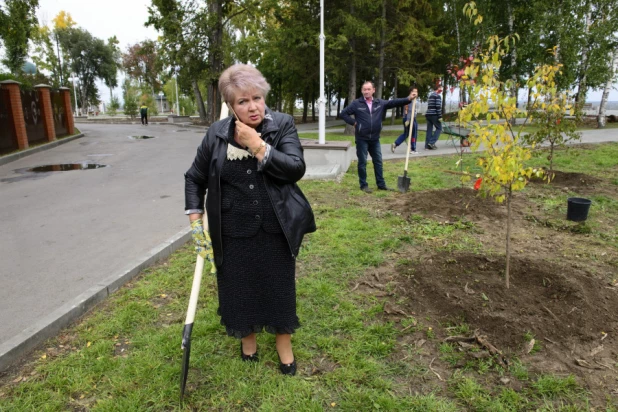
[71,74,78,117]
[318,0,326,145]
[175,73,180,116]
[158,91,164,113]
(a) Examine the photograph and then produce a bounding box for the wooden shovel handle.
[403,98,417,173]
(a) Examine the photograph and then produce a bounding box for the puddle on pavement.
[27,163,108,172]
[175,129,188,132]
[1,163,109,183]
[129,135,156,140]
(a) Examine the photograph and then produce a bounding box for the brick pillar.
[58,87,75,135]
[0,80,28,150]
[35,84,56,142]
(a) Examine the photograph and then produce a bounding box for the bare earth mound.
[397,253,618,351]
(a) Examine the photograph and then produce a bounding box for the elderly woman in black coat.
[184,64,316,376]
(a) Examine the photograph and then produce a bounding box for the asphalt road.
[0,124,207,346]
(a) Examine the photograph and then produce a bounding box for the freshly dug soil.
[396,253,618,351]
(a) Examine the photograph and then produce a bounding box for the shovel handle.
[184,255,205,327]
[403,98,417,173]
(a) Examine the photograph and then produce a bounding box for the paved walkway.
[0,124,207,369]
[1,121,617,370]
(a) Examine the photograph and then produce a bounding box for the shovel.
[180,253,205,404]
[397,98,417,193]
[180,102,228,404]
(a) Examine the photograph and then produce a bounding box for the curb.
[0,133,84,167]
[0,227,192,373]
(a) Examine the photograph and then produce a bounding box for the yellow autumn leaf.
[87,342,92,348]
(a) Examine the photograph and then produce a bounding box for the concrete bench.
[168,115,192,124]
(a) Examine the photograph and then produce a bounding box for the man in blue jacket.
[341,81,416,193]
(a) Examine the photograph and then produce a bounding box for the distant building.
[155,95,170,113]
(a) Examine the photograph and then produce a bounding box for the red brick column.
[0,80,28,150]
[35,84,56,142]
[58,87,75,135]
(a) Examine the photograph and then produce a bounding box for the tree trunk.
[193,79,207,122]
[344,2,356,136]
[391,73,397,125]
[549,142,555,173]
[598,48,617,128]
[505,188,512,289]
[207,0,224,123]
[451,0,465,105]
[336,87,342,118]
[278,78,283,112]
[302,89,309,123]
[376,0,386,99]
[311,82,316,122]
[442,75,447,116]
[345,47,357,135]
[575,10,592,106]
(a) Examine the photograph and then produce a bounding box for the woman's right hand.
[190,218,217,274]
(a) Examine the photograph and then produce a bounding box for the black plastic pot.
[566,197,592,222]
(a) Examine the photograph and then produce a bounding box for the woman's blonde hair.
[219,64,271,103]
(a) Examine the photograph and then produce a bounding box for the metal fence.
[20,89,46,144]
[0,88,17,154]
[50,90,68,137]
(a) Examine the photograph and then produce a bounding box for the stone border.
[0,133,84,167]
[0,227,192,372]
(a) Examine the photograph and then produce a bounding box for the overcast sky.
[34,0,618,104]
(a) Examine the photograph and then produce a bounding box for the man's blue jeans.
[356,138,386,189]
[425,114,442,147]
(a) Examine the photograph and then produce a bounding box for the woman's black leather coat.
[185,107,316,266]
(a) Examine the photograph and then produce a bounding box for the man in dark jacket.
[424,83,443,150]
[340,81,415,193]
[140,104,148,125]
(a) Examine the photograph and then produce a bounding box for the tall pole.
[318,0,326,144]
[175,73,180,116]
[72,75,78,116]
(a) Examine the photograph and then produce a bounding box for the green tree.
[123,80,139,118]
[122,39,161,90]
[58,27,116,113]
[107,95,120,116]
[102,35,121,99]
[458,4,547,289]
[0,0,39,74]
[525,56,581,173]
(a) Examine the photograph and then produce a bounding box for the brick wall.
[35,85,56,142]
[59,87,75,135]
[0,81,28,150]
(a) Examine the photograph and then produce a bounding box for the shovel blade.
[180,323,194,404]
[398,174,411,193]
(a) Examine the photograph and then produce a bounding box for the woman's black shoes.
[278,357,297,376]
[240,342,296,375]
[240,342,259,362]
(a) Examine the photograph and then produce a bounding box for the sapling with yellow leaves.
[458,3,549,289]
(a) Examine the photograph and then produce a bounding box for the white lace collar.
[227,144,254,160]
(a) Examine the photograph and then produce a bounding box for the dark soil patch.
[397,253,618,350]
[386,187,516,222]
[357,251,618,406]
[530,170,602,189]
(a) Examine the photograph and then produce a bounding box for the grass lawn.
[1,143,617,411]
